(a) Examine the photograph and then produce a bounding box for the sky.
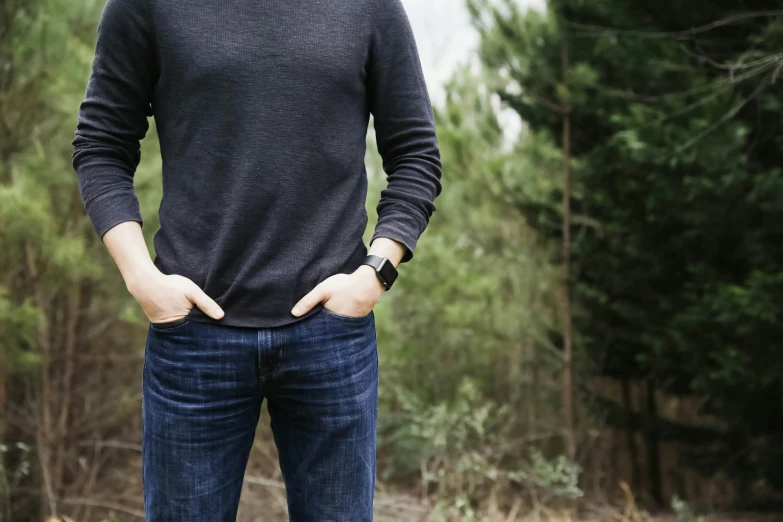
[400,0,479,105]
[401,0,544,104]
[400,0,544,145]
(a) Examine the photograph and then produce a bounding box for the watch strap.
[362,254,398,290]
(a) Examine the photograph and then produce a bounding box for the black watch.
[362,254,398,290]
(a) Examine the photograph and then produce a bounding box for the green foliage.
[1,1,160,518]
[431,494,489,522]
[385,377,509,490]
[0,0,163,357]
[370,62,560,414]
[511,449,583,500]
[0,443,31,488]
[471,0,783,495]
[382,376,581,511]
[369,62,566,510]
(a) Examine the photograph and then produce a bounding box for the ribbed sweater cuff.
[84,189,144,240]
[370,206,428,263]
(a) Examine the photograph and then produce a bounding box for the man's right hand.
[129,272,225,324]
[101,221,225,324]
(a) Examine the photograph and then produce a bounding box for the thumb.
[185,283,225,320]
[292,283,329,317]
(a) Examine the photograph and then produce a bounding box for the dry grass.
[44,438,782,522]
[232,475,781,522]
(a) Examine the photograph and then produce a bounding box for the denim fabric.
[141,308,378,521]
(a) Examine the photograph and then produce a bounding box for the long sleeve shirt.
[72,0,443,327]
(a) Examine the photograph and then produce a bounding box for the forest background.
[3,0,783,520]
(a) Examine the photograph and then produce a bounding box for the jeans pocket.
[320,306,373,324]
[150,315,191,330]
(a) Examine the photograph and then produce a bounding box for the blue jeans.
[141,307,378,521]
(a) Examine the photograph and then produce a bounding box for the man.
[71,0,442,519]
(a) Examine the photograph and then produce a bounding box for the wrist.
[361,253,399,291]
[367,237,405,267]
[356,264,387,295]
[125,265,162,296]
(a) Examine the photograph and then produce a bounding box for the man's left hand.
[291,264,386,318]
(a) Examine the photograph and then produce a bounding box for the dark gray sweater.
[72,0,442,327]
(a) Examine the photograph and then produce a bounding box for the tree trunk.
[26,243,57,518]
[560,39,576,463]
[645,379,663,507]
[621,379,642,492]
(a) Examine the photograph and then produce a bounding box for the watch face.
[377,258,398,287]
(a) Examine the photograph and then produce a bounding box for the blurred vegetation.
[2,0,783,520]
[467,0,783,507]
